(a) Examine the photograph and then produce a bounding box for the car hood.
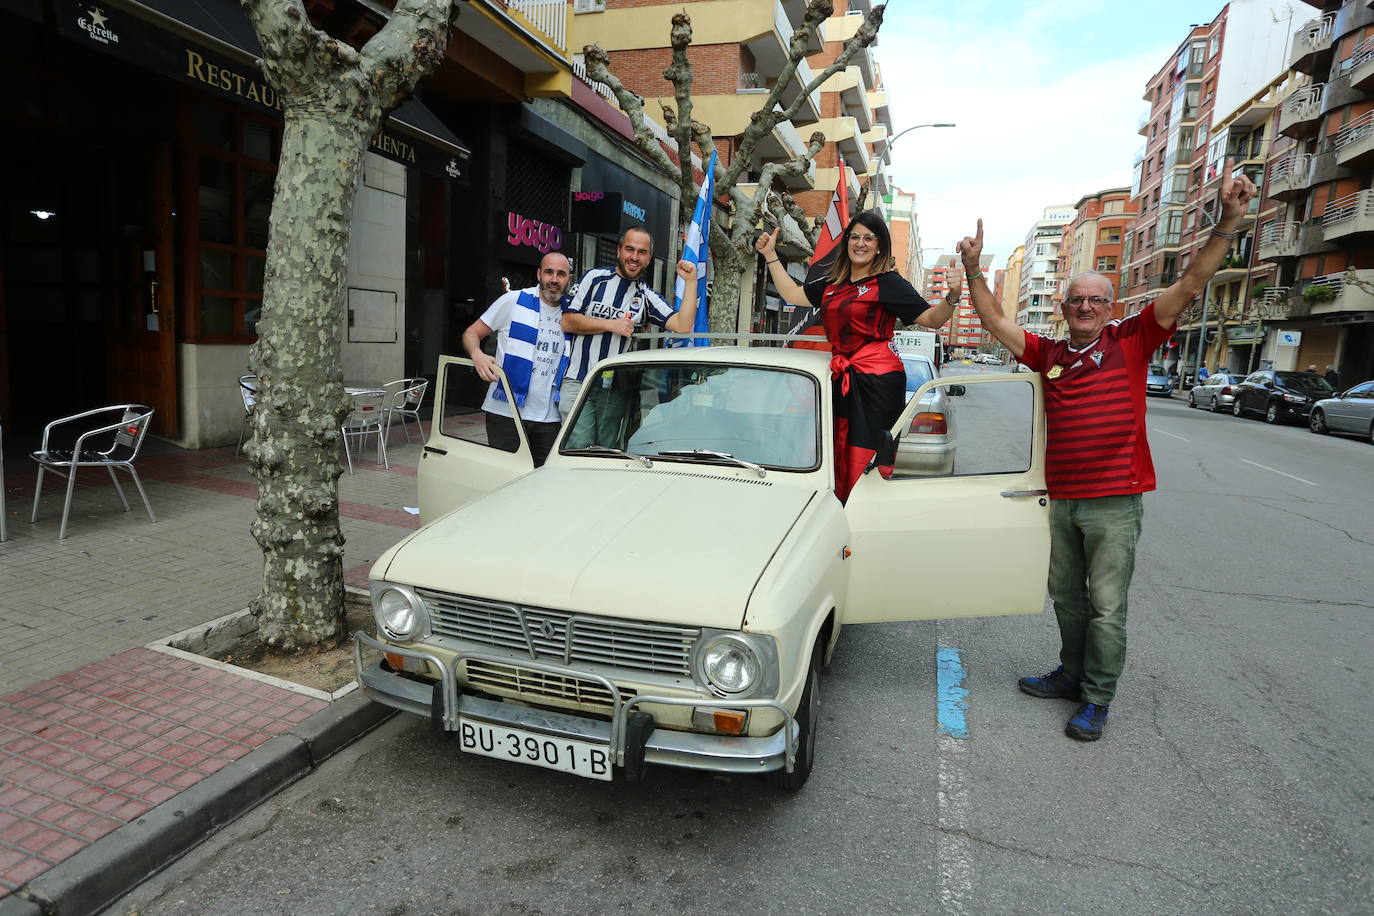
[382,467,816,630]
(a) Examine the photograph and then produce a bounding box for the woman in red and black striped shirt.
[758,212,955,502]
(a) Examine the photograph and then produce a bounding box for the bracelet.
[1210,226,1240,240]
[965,270,984,280]
[767,259,781,265]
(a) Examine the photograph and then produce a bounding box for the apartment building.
[1002,246,1025,327]
[925,254,993,357]
[1255,0,1374,382]
[1017,206,1075,338]
[886,187,922,281]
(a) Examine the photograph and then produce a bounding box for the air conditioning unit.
[573,0,606,12]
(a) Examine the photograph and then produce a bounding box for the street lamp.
[869,123,955,210]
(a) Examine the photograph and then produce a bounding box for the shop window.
[183,96,279,342]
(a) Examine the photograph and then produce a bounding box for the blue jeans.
[1047,494,1144,706]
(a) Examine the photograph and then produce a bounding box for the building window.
[1096,256,1117,272]
[185,97,279,341]
[1099,227,1121,243]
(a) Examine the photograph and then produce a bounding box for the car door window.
[439,360,519,452]
[1347,382,1374,398]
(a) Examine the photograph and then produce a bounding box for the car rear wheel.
[1368,421,1374,445]
[1188,392,1197,408]
[769,641,820,791]
[1265,401,1281,424]
[1310,409,1328,435]
[1211,396,1223,413]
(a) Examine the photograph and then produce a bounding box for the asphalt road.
[108,384,1374,916]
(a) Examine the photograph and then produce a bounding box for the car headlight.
[692,631,779,698]
[1283,393,1306,403]
[371,582,427,640]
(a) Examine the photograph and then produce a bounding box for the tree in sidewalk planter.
[240,0,456,651]
[583,0,885,335]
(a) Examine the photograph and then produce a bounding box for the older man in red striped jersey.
[957,165,1256,742]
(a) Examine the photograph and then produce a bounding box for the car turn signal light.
[910,412,948,435]
[692,707,749,735]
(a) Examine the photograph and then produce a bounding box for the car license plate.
[457,717,613,781]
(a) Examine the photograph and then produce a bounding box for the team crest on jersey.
[1090,349,1104,366]
[1047,366,1063,379]
[858,284,872,296]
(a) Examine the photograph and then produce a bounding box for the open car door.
[417,356,536,522]
[842,373,1050,623]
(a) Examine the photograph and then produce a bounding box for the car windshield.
[562,362,821,470]
[1148,365,1167,376]
[901,357,934,393]
[1276,371,1335,394]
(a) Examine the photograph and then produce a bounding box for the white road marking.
[1152,428,1190,442]
[937,734,972,914]
[1239,458,1320,487]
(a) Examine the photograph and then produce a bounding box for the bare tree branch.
[583,43,679,176]
[663,12,698,206]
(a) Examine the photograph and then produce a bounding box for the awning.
[50,0,471,180]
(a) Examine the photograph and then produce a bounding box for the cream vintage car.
[355,346,1049,790]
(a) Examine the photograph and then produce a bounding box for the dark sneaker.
[1065,702,1109,741]
[1018,666,1081,700]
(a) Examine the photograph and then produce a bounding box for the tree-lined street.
[106,388,1374,915]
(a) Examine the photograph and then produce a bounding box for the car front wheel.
[1310,409,1328,435]
[1211,396,1224,413]
[1188,392,1197,408]
[770,641,821,791]
[1232,398,1245,417]
[1265,401,1281,424]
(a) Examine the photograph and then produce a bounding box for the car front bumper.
[354,632,798,777]
[1146,383,1174,396]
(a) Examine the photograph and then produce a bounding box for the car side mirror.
[948,385,966,397]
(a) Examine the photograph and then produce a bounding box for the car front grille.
[416,588,700,677]
[463,659,635,710]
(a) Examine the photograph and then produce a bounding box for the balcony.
[1138,112,1150,136]
[1253,286,1292,320]
[814,115,869,175]
[1322,189,1374,242]
[1296,270,1374,317]
[1350,36,1374,91]
[1278,84,1324,138]
[834,66,873,131]
[741,0,823,123]
[867,90,893,133]
[465,0,574,95]
[1257,221,1298,261]
[1335,110,1374,167]
[1267,153,1311,199]
[755,112,817,190]
[1289,13,1336,74]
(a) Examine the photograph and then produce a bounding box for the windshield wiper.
[657,449,766,478]
[562,445,652,468]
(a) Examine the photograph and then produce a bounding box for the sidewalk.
[0,431,425,915]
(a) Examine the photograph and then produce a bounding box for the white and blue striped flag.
[674,149,716,346]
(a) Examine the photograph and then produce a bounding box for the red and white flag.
[785,163,850,345]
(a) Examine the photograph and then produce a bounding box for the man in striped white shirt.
[560,227,699,423]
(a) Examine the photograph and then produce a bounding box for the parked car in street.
[895,353,963,476]
[1308,380,1374,443]
[1187,372,1247,412]
[1146,364,1175,397]
[973,354,1003,365]
[357,346,1049,791]
[1231,369,1336,424]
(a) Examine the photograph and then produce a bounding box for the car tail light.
[1221,386,1233,394]
[910,412,948,435]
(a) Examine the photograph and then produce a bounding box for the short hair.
[539,251,572,272]
[620,226,653,253]
[1064,271,1115,302]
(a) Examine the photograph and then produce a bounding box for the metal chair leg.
[377,425,388,469]
[107,466,131,512]
[236,414,250,456]
[126,467,156,523]
[342,426,354,475]
[31,466,45,522]
[59,464,79,540]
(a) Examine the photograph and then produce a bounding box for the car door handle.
[424,446,448,456]
[1000,489,1048,498]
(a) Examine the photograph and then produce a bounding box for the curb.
[7,692,394,916]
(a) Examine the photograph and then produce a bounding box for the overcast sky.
[877,0,1248,274]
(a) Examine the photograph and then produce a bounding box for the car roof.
[597,344,832,376]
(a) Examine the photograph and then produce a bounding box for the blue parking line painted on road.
[936,647,969,739]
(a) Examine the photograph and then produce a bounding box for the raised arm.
[958,219,1026,359]
[755,228,813,308]
[1153,159,1258,330]
[914,278,958,330]
[664,261,700,334]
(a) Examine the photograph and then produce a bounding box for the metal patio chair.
[30,404,157,540]
[341,389,388,474]
[383,377,429,444]
[236,375,258,456]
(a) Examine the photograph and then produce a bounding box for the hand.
[676,260,698,282]
[957,219,984,272]
[1218,158,1257,225]
[609,314,635,337]
[755,227,780,258]
[945,280,963,306]
[473,352,499,383]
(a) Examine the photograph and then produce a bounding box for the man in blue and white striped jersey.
[559,226,699,424]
